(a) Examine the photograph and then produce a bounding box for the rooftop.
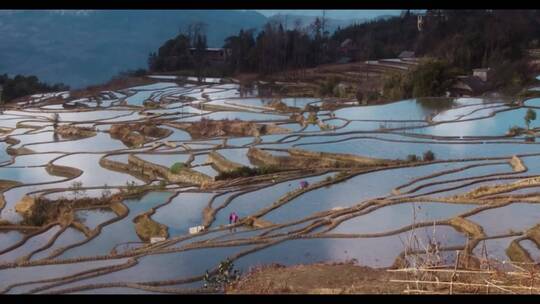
[188,47,228,52]
[340,39,353,48]
[398,51,415,59]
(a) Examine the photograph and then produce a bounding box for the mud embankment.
[450,175,540,200]
[247,147,397,170]
[207,151,243,173]
[68,76,156,101]
[5,137,34,156]
[506,239,533,264]
[510,155,527,172]
[99,155,154,182]
[45,163,83,179]
[166,119,289,139]
[15,194,123,227]
[133,214,169,242]
[56,125,97,140]
[127,155,212,186]
[109,123,172,148]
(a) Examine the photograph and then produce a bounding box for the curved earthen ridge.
[1,77,540,294]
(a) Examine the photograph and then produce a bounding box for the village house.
[337,38,361,62]
[188,47,231,64]
[398,50,415,60]
[450,68,492,97]
[472,68,491,82]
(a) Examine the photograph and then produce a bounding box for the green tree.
[423,150,436,161]
[525,108,537,130]
[382,72,409,100]
[70,181,85,198]
[125,180,137,194]
[0,73,69,103]
[409,59,457,98]
[170,162,185,174]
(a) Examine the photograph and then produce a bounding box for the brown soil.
[15,195,36,216]
[256,62,401,100]
[321,98,353,111]
[56,125,96,139]
[228,260,540,294]
[127,154,212,185]
[242,216,274,229]
[510,155,526,172]
[269,100,300,113]
[19,194,123,227]
[133,214,168,242]
[506,240,533,263]
[45,163,82,179]
[228,262,405,294]
[289,113,305,125]
[68,77,156,101]
[451,176,540,200]
[109,122,170,147]
[0,180,21,191]
[0,219,12,226]
[6,147,34,156]
[207,151,243,173]
[248,147,397,170]
[168,119,289,139]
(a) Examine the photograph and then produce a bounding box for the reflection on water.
[3,76,540,293]
[236,226,465,269]
[467,203,540,236]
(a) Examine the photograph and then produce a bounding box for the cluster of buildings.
[339,39,491,98]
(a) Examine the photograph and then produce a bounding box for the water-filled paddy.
[1,77,539,293]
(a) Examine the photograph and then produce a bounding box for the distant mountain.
[373,15,396,21]
[268,14,367,33]
[256,10,403,21]
[0,10,267,88]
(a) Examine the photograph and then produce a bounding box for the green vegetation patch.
[170,162,186,174]
[383,59,460,101]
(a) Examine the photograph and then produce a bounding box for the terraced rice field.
[1,76,540,293]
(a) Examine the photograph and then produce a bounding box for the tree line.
[147,10,540,91]
[147,18,340,75]
[0,74,69,103]
[147,22,210,79]
[223,19,339,75]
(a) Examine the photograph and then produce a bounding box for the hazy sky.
[255,10,403,20]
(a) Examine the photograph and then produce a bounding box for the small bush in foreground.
[204,258,240,291]
[508,125,523,136]
[406,154,419,162]
[423,150,436,162]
